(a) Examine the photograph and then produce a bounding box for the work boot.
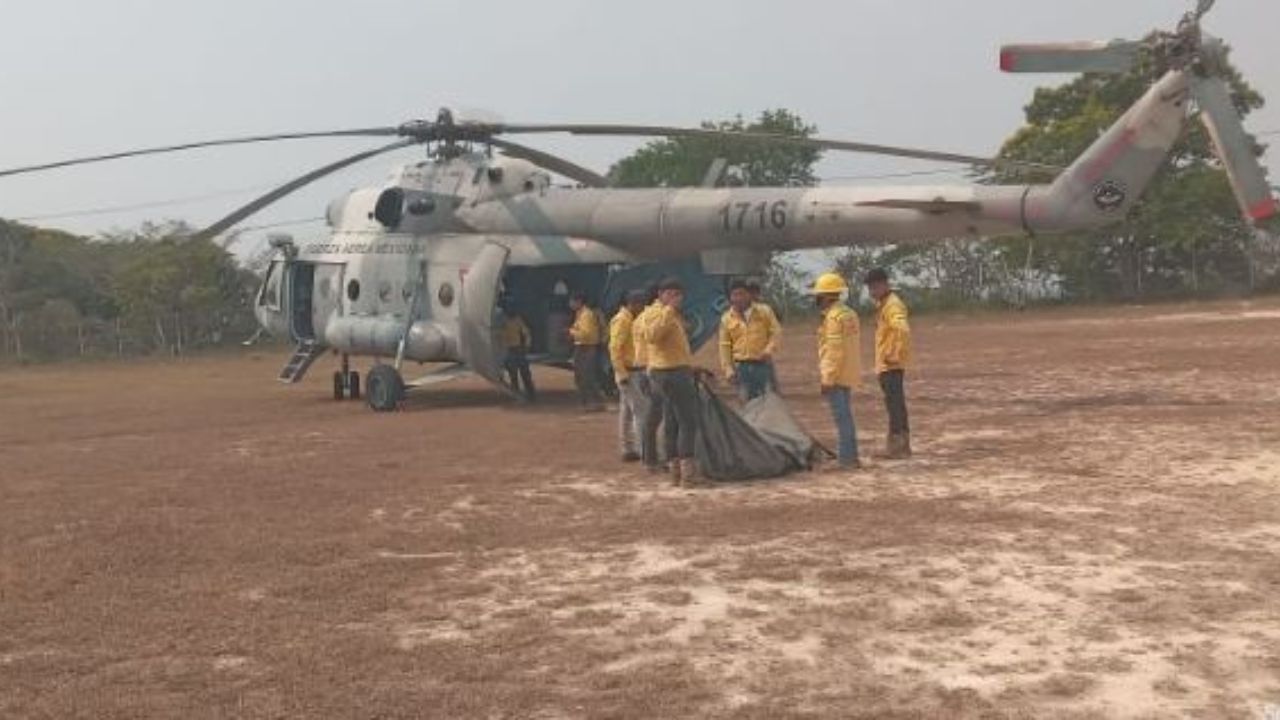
[668,460,683,487]
[880,433,909,460]
[680,458,705,487]
[899,432,913,458]
[621,451,641,463]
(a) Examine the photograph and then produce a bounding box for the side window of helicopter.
[373,188,404,229]
[347,279,361,303]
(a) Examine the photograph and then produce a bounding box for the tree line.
[0,220,260,362]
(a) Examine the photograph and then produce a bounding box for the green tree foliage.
[609,109,820,189]
[989,46,1271,299]
[0,218,259,362]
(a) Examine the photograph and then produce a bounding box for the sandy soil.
[2,299,1279,719]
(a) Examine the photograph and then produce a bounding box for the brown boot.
[668,460,683,487]
[680,458,705,487]
[878,433,903,460]
[876,433,897,460]
[885,433,912,459]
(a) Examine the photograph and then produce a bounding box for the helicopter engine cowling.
[323,316,454,362]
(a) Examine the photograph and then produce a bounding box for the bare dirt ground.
[3,300,1280,719]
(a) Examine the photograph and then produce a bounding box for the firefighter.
[610,290,649,462]
[567,291,605,412]
[500,305,536,402]
[865,267,913,458]
[812,272,862,469]
[719,279,781,402]
[645,277,702,486]
[633,286,666,472]
[745,279,782,392]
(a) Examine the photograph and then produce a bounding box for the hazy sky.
[1,0,1276,251]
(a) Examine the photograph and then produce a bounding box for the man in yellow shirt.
[719,279,781,402]
[865,268,913,458]
[500,305,535,402]
[610,291,649,462]
[813,272,862,469]
[745,279,782,392]
[643,277,702,486]
[632,288,666,472]
[567,291,604,412]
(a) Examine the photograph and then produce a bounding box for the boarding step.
[278,340,324,384]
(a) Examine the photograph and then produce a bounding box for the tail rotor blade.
[193,138,418,240]
[1192,76,1279,224]
[998,41,1142,74]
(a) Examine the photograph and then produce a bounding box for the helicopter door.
[287,262,316,341]
[458,242,519,394]
[310,263,344,336]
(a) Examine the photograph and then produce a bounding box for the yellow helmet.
[811,272,848,295]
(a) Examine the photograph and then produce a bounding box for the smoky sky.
[1,0,1275,250]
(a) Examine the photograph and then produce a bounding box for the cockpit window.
[373,188,404,229]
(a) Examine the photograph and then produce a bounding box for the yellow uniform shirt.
[718,304,781,376]
[608,307,637,382]
[817,302,862,388]
[631,301,660,369]
[501,316,531,351]
[568,305,602,346]
[875,292,912,374]
[646,304,692,370]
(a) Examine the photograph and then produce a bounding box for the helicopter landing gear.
[366,364,404,412]
[333,355,362,401]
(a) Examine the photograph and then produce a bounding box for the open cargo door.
[458,242,520,397]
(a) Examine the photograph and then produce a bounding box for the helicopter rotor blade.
[0,127,401,179]
[193,138,418,240]
[488,123,1060,174]
[998,40,1143,74]
[485,137,609,187]
[1191,75,1279,225]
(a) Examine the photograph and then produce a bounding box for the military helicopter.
[2,0,1273,411]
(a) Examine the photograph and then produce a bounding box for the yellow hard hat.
[811,272,848,295]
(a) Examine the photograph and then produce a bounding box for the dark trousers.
[640,374,666,468]
[650,367,699,460]
[504,351,535,401]
[735,361,771,402]
[573,345,604,408]
[879,369,909,434]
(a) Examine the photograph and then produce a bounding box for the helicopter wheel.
[366,365,404,412]
[348,371,361,400]
[332,370,346,401]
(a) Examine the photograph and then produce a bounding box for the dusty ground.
[3,300,1280,719]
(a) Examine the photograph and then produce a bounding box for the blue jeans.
[735,361,771,401]
[825,386,859,465]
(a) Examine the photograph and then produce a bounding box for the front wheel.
[366,365,404,412]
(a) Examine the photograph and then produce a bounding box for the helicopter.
[2,0,1273,412]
